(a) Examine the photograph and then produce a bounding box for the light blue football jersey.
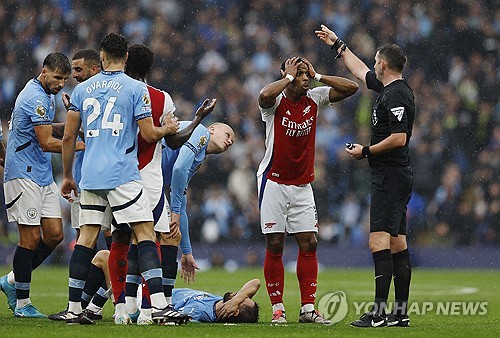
[70,71,152,190]
[172,288,222,323]
[0,123,3,141]
[162,122,210,254]
[4,78,56,186]
[162,122,210,210]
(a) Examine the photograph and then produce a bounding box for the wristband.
[362,146,372,158]
[331,37,343,51]
[314,73,322,81]
[285,74,294,82]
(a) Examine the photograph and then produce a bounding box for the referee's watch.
[362,146,372,158]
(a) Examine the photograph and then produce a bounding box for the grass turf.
[0,266,499,337]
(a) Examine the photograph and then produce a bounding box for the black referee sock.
[372,249,393,315]
[13,246,35,301]
[392,249,412,316]
[160,245,178,298]
[31,240,53,271]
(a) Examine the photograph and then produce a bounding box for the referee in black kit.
[316,25,414,328]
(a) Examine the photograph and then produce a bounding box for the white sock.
[150,292,167,310]
[272,303,285,312]
[7,271,15,284]
[16,298,30,309]
[125,296,138,314]
[115,303,127,317]
[165,296,172,305]
[301,303,314,313]
[140,308,151,318]
[68,301,82,315]
[87,302,102,314]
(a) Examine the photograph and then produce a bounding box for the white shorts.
[258,176,318,234]
[80,180,153,231]
[4,178,62,225]
[152,192,171,233]
[70,194,81,229]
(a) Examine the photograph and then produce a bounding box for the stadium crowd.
[0,0,498,256]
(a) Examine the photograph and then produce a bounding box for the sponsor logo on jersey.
[264,222,276,229]
[285,110,291,116]
[36,105,46,117]
[390,106,405,121]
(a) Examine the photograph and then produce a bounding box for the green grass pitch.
[0,266,499,337]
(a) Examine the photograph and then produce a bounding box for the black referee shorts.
[370,166,413,237]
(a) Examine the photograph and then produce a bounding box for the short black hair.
[99,33,128,60]
[377,44,407,73]
[126,44,154,79]
[72,49,101,67]
[220,302,260,323]
[43,52,71,75]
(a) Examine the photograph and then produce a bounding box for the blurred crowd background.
[0,0,498,259]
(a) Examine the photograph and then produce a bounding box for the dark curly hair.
[126,44,154,79]
[99,33,128,60]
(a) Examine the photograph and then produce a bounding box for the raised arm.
[301,58,358,102]
[259,57,302,109]
[315,24,370,86]
[164,98,216,149]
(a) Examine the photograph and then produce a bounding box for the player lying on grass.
[72,249,260,324]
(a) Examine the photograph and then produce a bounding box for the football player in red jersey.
[257,56,358,324]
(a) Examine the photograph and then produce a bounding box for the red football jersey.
[257,87,331,185]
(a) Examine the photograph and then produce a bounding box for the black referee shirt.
[365,71,415,167]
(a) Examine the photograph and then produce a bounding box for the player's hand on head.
[301,58,316,78]
[195,98,217,120]
[62,92,71,110]
[217,298,239,320]
[284,57,302,78]
[315,24,338,46]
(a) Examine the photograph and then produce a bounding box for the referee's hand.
[346,143,364,160]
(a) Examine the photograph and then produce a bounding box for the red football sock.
[141,277,151,309]
[264,250,284,305]
[155,241,161,257]
[109,242,129,304]
[297,250,318,306]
